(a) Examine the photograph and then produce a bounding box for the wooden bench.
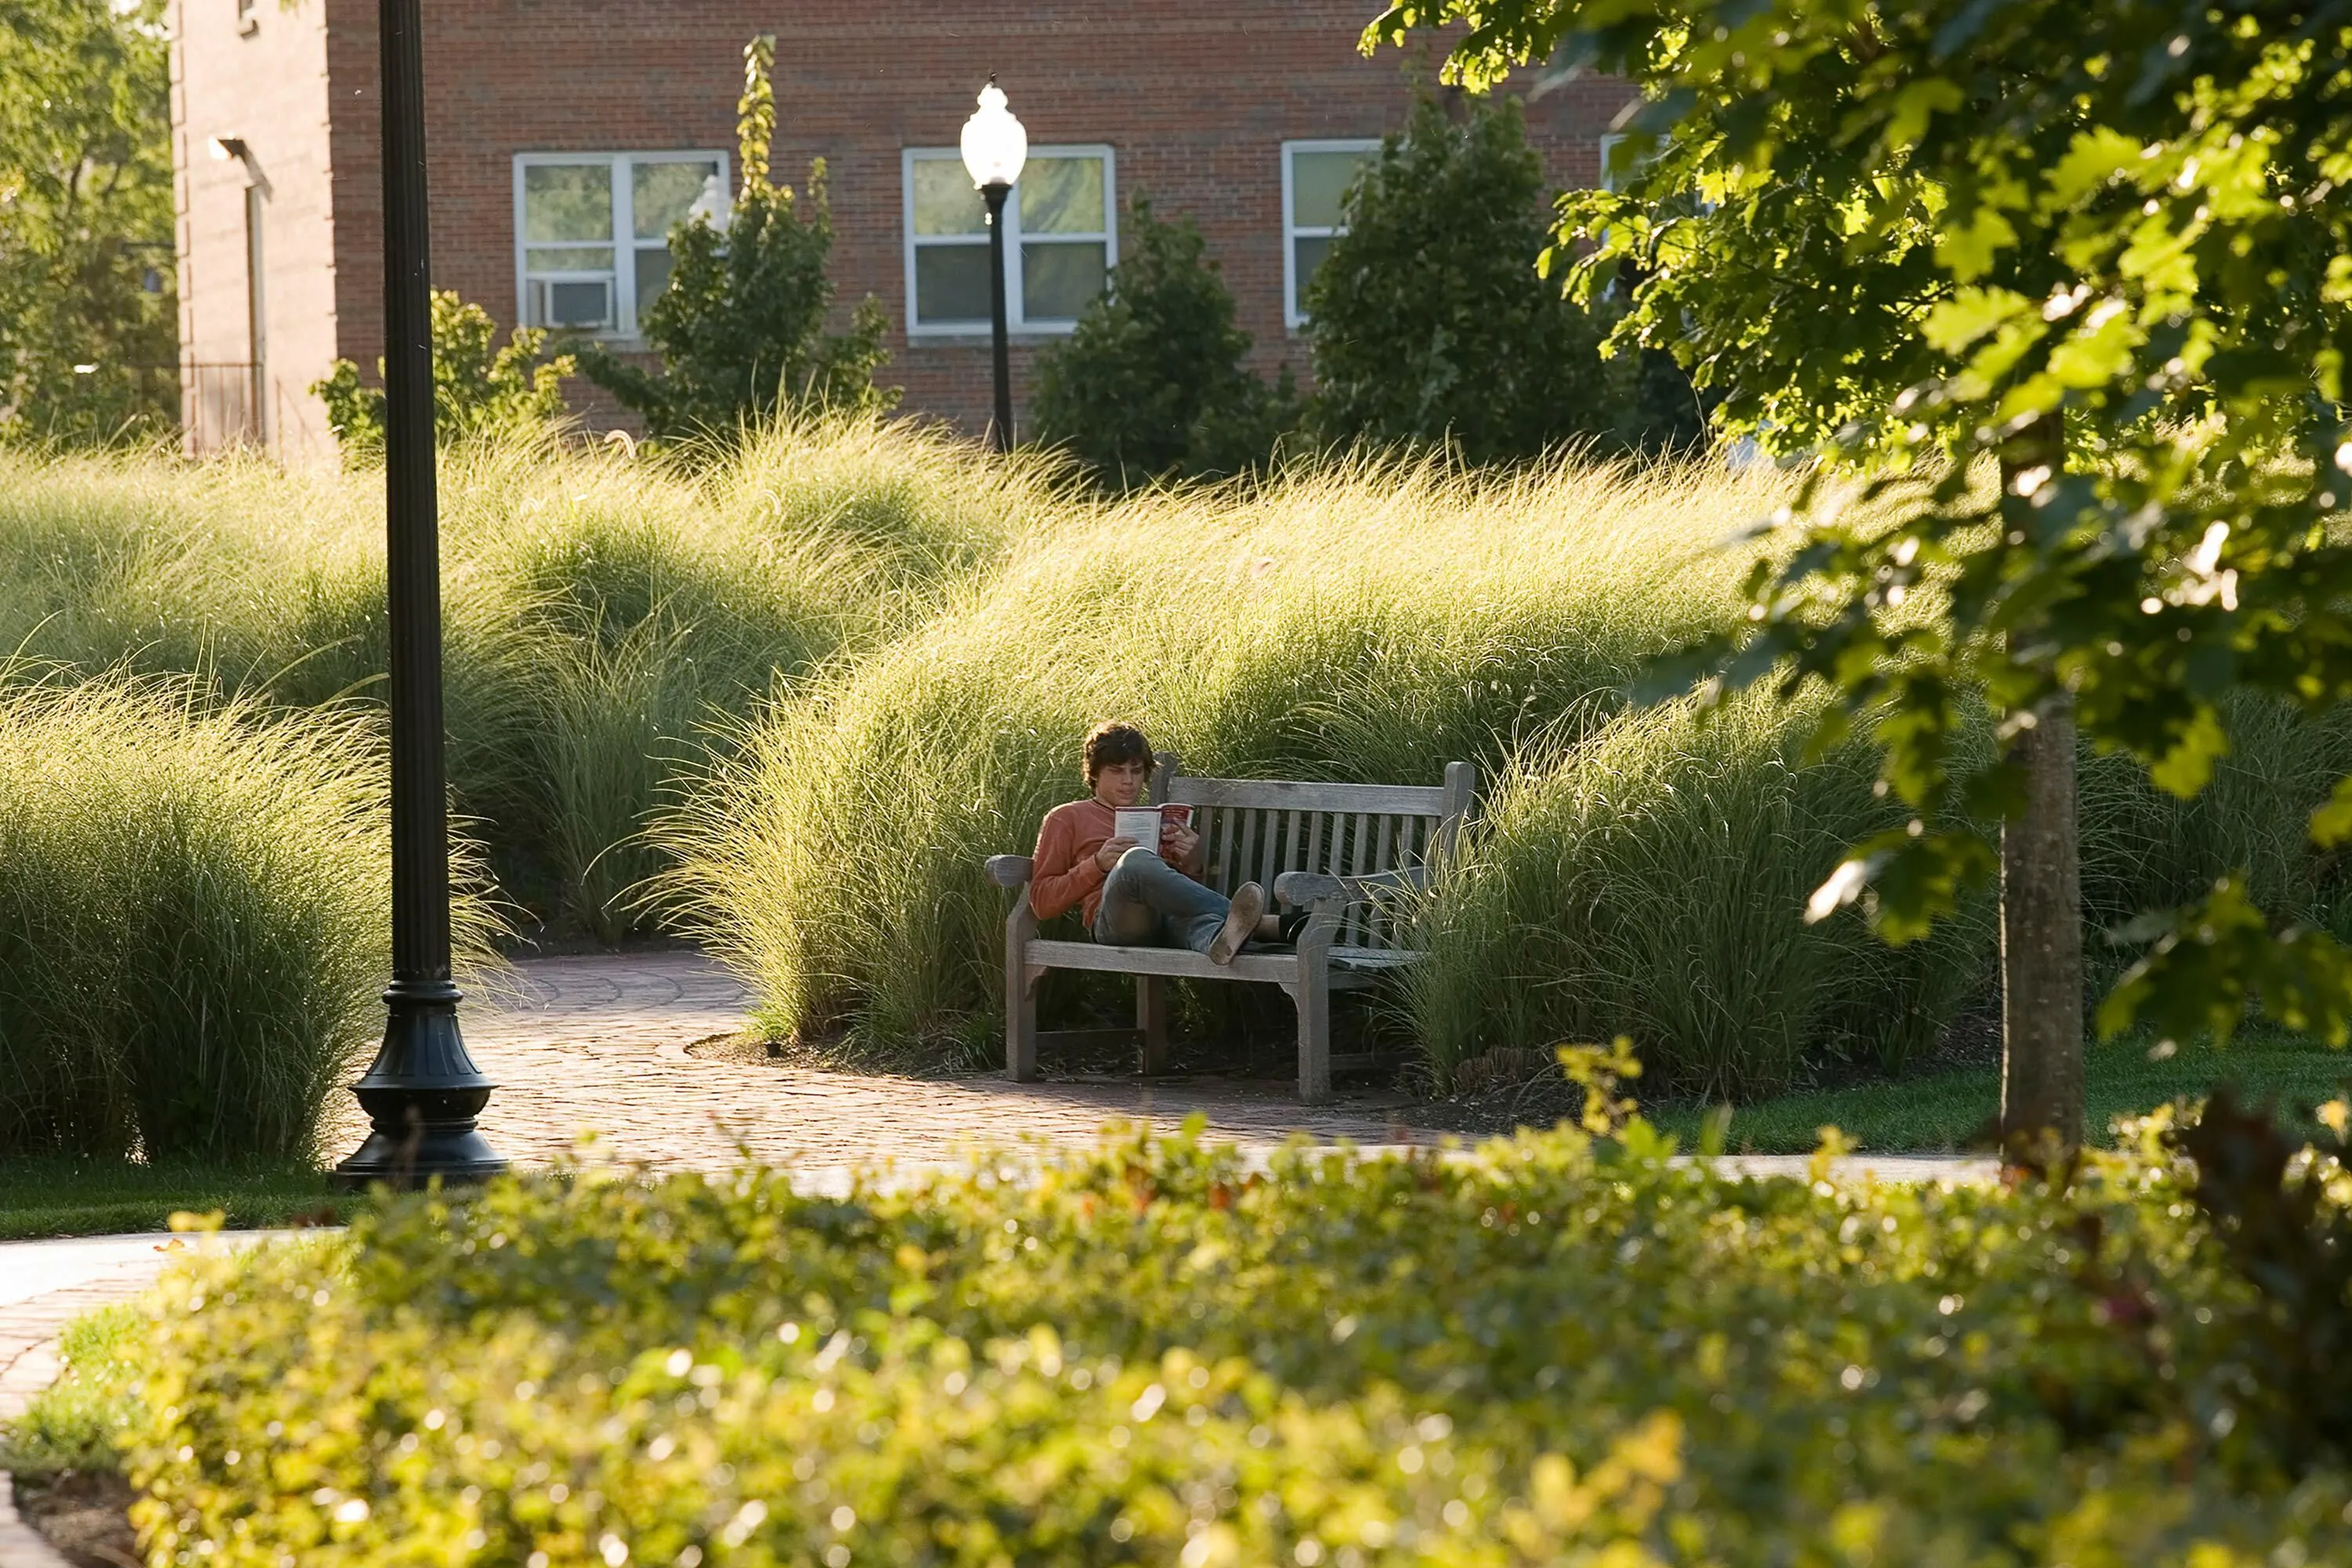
[985,753,1474,1103]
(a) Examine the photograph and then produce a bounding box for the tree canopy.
[1371,0,2352,1060]
[0,0,176,445]
[1305,93,1615,464]
[1029,197,1296,488]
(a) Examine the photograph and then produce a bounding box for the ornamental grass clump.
[1401,688,1995,1097]
[0,673,497,1159]
[658,453,1777,1054]
[13,426,2352,1083]
[111,1116,2352,1566]
[0,418,1051,938]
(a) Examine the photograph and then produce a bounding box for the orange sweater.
[1029,800,1203,925]
[1030,799,1118,925]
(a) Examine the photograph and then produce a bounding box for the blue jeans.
[1094,847,1232,953]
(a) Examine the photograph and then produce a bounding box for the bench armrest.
[1273,866,1428,909]
[986,855,1035,889]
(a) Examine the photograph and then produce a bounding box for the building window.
[1282,139,1378,330]
[1597,133,1629,191]
[902,146,1115,335]
[513,151,728,336]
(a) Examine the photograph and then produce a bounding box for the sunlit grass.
[0,418,1067,938]
[0,1159,345,1242]
[1648,1029,2352,1153]
[11,422,2352,1098]
[0,672,499,1160]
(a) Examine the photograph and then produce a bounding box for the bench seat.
[1021,938,1425,985]
[992,753,1472,1102]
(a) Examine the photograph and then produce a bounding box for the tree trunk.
[1997,416,2085,1154]
[1998,699,2084,1151]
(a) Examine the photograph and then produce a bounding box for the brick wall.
[171,0,343,459]
[180,1,1637,445]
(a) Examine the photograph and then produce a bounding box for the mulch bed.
[16,1471,139,1568]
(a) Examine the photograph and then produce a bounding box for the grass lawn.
[0,1159,347,1241]
[1648,1029,2352,1153]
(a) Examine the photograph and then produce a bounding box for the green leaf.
[2045,127,2144,206]
[2309,774,2352,848]
[1880,78,1966,156]
[2147,704,2228,799]
[1922,287,2032,355]
[1936,205,2021,283]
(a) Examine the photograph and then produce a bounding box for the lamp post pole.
[982,179,1013,453]
[960,77,1025,455]
[333,0,504,1190]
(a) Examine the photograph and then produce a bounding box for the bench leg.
[1137,975,1171,1076]
[1291,949,1333,1105]
[1007,964,1041,1083]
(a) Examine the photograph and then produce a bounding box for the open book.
[1114,804,1194,848]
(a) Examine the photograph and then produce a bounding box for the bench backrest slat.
[1149,755,1473,952]
[1166,777,1450,815]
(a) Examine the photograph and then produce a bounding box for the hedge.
[100,1110,2352,1566]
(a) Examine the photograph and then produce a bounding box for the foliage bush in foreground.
[96,1116,2352,1566]
[0,675,498,1159]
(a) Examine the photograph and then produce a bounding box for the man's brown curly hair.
[1081,721,1152,787]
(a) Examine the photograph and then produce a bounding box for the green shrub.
[1029,198,1298,488]
[311,290,575,460]
[113,1120,2352,1566]
[580,37,895,443]
[0,674,499,1159]
[1305,95,1696,463]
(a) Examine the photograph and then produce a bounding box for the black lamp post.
[960,78,1027,453]
[333,0,504,1189]
[980,179,1013,452]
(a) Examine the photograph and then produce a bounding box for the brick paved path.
[320,949,1446,1170]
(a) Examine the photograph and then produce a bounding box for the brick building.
[169,0,1635,459]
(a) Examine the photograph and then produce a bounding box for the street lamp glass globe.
[960,81,1027,189]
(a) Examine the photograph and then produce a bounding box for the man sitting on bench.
[1029,721,1283,964]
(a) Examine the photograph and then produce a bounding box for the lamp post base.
[332,978,507,1191]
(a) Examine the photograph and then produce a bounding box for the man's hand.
[1093,837,1137,872]
[1163,820,1201,870]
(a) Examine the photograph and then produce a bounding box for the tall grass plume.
[0,672,500,1160]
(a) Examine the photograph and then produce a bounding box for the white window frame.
[512,150,730,340]
[901,144,1117,337]
[1281,138,1380,331]
[1597,133,1629,192]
